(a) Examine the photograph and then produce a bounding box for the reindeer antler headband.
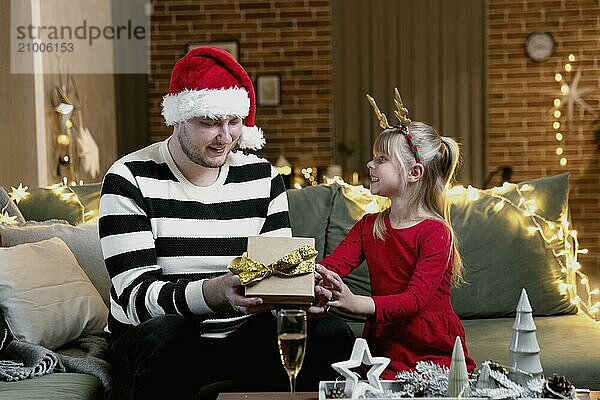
[366,88,420,163]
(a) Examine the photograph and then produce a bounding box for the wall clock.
[525,32,555,62]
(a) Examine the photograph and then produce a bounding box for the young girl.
[317,90,476,379]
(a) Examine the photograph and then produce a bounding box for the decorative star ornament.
[331,338,390,398]
[558,69,599,132]
[0,211,18,225]
[9,183,30,204]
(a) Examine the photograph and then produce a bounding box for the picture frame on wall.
[257,75,280,106]
[186,41,239,59]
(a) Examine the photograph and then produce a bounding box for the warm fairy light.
[9,183,30,204]
[560,158,568,166]
[553,121,561,129]
[564,63,572,72]
[57,134,70,146]
[466,186,480,201]
[561,84,569,94]
[556,147,563,155]
[554,110,561,118]
[554,73,562,82]
[0,211,18,225]
[491,182,514,195]
[276,165,292,176]
[554,98,561,107]
[568,53,575,62]
[493,201,505,212]
[555,133,563,141]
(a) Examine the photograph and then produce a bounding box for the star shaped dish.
[331,338,390,398]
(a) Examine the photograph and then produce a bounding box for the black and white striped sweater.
[98,139,291,337]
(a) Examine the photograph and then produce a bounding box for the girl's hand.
[316,264,375,317]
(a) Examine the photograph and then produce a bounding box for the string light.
[9,183,30,204]
[448,181,599,322]
[45,182,95,222]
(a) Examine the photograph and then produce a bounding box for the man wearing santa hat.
[99,47,354,399]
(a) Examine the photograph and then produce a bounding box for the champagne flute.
[277,309,307,396]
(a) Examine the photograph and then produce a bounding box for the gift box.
[243,236,316,306]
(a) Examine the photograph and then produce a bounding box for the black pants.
[107,312,355,400]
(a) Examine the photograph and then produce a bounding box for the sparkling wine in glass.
[277,309,307,396]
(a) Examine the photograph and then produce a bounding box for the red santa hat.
[161,46,265,150]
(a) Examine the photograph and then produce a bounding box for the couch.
[0,173,598,400]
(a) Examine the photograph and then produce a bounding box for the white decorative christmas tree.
[508,288,543,381]
[447,336,470,397]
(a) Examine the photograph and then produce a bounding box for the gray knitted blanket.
[0,334,111,392]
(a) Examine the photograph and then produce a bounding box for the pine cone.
[326,385,346,399]
[413,383,427,397]
[543,374,575,399]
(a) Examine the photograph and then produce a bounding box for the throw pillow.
[450,173,577,318]
[0,221,110,306]
[286,185,337,261]
[15,183,101,225]
[0,237,108,350]
[0,187,26,225]
[320,173,576,319]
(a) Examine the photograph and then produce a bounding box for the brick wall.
[488,0,600,281]
[148,1,600,281]
[149,0,334,168]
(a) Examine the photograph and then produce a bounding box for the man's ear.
[407,163,424,182]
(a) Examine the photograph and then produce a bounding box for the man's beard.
[178,129,231,168]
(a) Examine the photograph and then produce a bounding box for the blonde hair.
[372,122,464,285]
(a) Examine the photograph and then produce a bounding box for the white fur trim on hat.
[161,88,250,126]
[239,126,265,150]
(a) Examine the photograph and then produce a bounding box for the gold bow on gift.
[228,245,318,285]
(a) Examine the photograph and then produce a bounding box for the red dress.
[320,213,476,379]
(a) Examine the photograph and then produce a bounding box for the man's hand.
[202,273,272,314]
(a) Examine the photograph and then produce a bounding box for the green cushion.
[450,173,577,318]
[16,184,102,225]
[286,185,336,261]
[0,373,103,400]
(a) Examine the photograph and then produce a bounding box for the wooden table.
[218,390,598,400]
[217,392,317,400]
[578,391,600,400]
